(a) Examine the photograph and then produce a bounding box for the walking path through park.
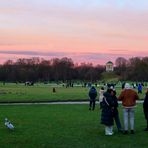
[0,100,144,106]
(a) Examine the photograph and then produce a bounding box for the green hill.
[101,72,120,83]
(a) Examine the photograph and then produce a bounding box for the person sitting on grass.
[143,87,148,131]
[101,88,116,136]
[89,86,97,111]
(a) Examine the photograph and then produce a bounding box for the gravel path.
[0,100,144,106]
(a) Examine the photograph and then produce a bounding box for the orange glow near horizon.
[0,0,148,65]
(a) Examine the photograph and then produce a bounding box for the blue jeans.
[123,108,135,131]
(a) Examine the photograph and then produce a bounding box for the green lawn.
[0,83,145,102]
[0,83,88,102]
[0,104,147,148]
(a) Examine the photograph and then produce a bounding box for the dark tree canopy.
[0,56,147,82]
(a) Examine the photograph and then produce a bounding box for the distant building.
[106,61,114,72]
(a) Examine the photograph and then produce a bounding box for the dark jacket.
[143,92,148,119]
[143,92,148,110]
[112,95,119,116]
[112,90,118,108]
[89,87,97,101]
[138,84,142,91]
[101,91,116,126]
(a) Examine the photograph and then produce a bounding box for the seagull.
[4,118,14,130]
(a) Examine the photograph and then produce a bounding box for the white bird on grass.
[4,118,14,130]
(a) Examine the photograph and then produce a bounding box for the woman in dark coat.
[101,89,116,135]
[143,87,148,131]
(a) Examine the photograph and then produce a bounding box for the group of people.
[88,83,148,136]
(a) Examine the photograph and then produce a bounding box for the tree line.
[115,57,148,81]
[0,57,104,83]
[0,56,148,83]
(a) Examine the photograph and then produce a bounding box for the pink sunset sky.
[0,0,148,65]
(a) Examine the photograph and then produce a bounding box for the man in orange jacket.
[118,83,139,134]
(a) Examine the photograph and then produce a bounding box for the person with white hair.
[118,83,139,134]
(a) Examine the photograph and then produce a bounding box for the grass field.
[0,104,147,148]
[0,83,89,102]
[0,83,145,102]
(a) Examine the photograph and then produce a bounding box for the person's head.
[110,86,114,90]
[91,86,96,90]
[146,87,148,93]
[101,87,104,90]
[107,88,112,94]
[125,83,131,89]
[110,90,114,96]
[110,89,116,96]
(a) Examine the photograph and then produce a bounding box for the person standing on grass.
[143,87,148,131]
[101,88,116,136]
[89,86,97,111]
[110,89,123,132]
[138,83,142,94]
[118,83,139,134]
[99,87,105,108]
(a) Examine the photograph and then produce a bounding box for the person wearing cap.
[143,87,148,131]
[118,83,139,134]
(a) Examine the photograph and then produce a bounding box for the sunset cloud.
[0,50,147,65]
[0,0,148,65]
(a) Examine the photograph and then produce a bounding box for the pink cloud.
[0,1,148,64]
[0,50,147,66]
